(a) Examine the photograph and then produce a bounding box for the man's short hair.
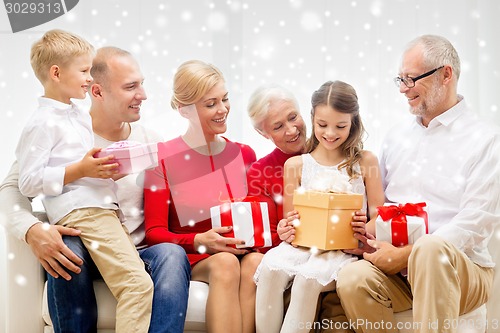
[91,46,132,87]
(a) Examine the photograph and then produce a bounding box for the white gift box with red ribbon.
[210,200,272,249]
[375,202,429,247]
[95,140,158,174]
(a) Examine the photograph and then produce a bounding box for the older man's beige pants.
[336,235,493,333]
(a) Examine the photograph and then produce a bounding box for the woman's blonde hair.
[170,60,224,109]
[305,80,366,178]
[247,83,299,132]
[30,29,94,84]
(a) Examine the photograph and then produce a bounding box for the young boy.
[15,29,153,333]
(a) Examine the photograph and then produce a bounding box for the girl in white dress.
[254,80,385,333]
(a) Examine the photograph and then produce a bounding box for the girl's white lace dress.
[254,153,366,286]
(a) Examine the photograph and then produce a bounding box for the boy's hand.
[64,148,120,184]
[83,147,120,178]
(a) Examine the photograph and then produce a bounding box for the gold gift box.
[292,190,363,250]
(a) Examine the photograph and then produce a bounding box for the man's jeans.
[47,236,191,333]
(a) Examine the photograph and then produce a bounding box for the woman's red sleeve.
[143,161,197,253]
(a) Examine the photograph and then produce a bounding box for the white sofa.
[1,222,499,333]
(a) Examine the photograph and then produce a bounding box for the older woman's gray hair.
[247,84,299,132]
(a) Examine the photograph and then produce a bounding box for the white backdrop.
[1,0,499,180]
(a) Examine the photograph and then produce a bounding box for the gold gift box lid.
[293,190,363,210]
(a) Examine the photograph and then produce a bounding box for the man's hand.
[343,231,377,256]
[26,222,83,280]
[363,239,412,275]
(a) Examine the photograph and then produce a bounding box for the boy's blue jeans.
[47,235,191,333]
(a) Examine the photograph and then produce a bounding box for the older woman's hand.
[278,210,299,243]
[193,227,249,255]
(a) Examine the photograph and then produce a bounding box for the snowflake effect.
[15,274,27,286]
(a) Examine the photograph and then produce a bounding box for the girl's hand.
[351,210,367,235]
[278,210,299,243]
[193,227,248,255]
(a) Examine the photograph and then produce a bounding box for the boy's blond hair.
[30,29,94,84]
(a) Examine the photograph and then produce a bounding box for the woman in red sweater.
[144,60,257,333]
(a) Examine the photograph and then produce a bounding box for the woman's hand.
[278,210,299,243]
[193,227,248,255]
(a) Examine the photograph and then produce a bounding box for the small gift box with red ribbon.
[94,140,159,174]
[375,202,429,247]
[210,197,272,249]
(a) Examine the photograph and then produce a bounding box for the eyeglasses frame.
[394,65,445,88]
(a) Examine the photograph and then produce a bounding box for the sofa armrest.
[487,222,500,333]
[0,224,46,333]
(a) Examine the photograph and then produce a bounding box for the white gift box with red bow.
[375,202,429,247]
[210,200,272,249]
[95,140,158,174]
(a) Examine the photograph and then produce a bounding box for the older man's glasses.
[393,66,444,88]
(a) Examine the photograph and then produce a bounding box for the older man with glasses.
[336,35,500,333]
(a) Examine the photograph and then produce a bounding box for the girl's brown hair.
[305,80,366,178]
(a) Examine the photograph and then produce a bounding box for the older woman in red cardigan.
[246,84,307,249]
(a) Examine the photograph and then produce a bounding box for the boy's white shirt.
[1,98,162,246]
[15,97,118,224]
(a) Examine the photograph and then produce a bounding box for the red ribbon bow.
[377,202,428,247]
